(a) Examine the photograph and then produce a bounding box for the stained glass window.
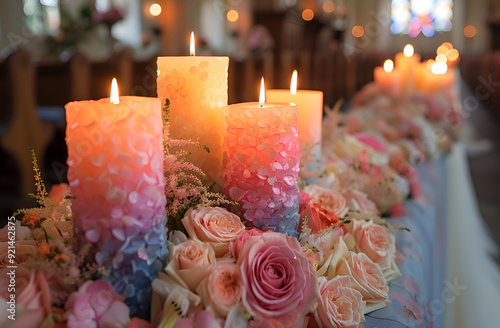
[391,0,453,37]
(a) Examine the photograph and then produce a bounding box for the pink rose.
[48,183,70,204]
[0,240,37,269]
[354,132,388,153]
[313,276,365,328]
[182,207,245,257]
[303,185,348,218]
[64,279,131,328]
[197,262,243,317]
[0,267,51,328]
[229,228,262,260]
[166,240,216,291]
[238,231,318,323]
[347,220,401,281]
[300,201,338,234]
[342,191,379,215]
[172,307,223,328]
[337,252,390,312]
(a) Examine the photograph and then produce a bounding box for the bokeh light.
[227,9,239,22]
[464,25,476,38]
[323,1,335,13]
[302,9,314,21]
[149,3,161,16]
[352,25,364,38]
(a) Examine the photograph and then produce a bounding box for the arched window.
[391,0,453,37]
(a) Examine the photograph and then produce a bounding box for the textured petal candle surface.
[65,95,167,318]
[222,102,301,236]
[157,55,228,190]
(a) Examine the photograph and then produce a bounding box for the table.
[365,143,500,328]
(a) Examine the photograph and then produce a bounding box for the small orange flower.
[36,243,53,259]
[22,212,42,229]
[53,253,68,265]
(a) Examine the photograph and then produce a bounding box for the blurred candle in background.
[374,59,401,99]
[266,70,323,180]
[157,32,228,191]
[395,44,421,95]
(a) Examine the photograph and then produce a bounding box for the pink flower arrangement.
[196,262,243,317]
[313,276,366,328]
[237,231,318,324]
[166,239,216,291]
[64,279,131,328]
[337,252,390,312]
[303,185,348,219]
[182,206,245,257]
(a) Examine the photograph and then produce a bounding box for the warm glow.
[431,62,448,75]
[436,54,447,63]
[426,59,436,70]
[383,59,394,73]
[446,48,459,61]
[149,3,161,16]
[464,25,476,38]
[290,70,298,94]
[437,45,449,55]
[259,77,265,107]
[227,9,239,22]
[403,44,414,57]
[323,1,335,13]
[352,25,364,37]
[442,42,453,51]
[110,78,119,104]
[302,9,314,21]
[190,31,195,56]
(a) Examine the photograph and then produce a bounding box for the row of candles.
[65,35,456,298]
[375,43,456,98]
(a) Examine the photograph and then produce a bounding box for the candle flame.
[110,78,119,104]
[190,31,195,56]
[403,44,414,57]
[290,70,298,94]
[383,60,394,72]
[431,62,448,75]
[259,77,265,107]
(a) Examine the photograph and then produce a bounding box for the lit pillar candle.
[65,79,167,318]
[374,59,401,99]
[266,70,323,179]
[395,44,421,95]
[157,32,228,191]
[223,78,301,236]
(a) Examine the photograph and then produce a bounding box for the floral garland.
[0,82,459,328]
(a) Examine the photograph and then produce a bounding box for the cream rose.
[165,240,216,291]
[342,190,379,215]
[196,262,243,318]
[0,240,37,269]
[347,219,401,281]
[337,252,391,313]
[182,207,245,257]
[313,276,366,328]
[303,185,348,218]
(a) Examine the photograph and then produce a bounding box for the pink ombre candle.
[65,79,166,248]
[222,79,301,236]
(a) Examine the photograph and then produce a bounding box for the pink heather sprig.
[162,99,237,232]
